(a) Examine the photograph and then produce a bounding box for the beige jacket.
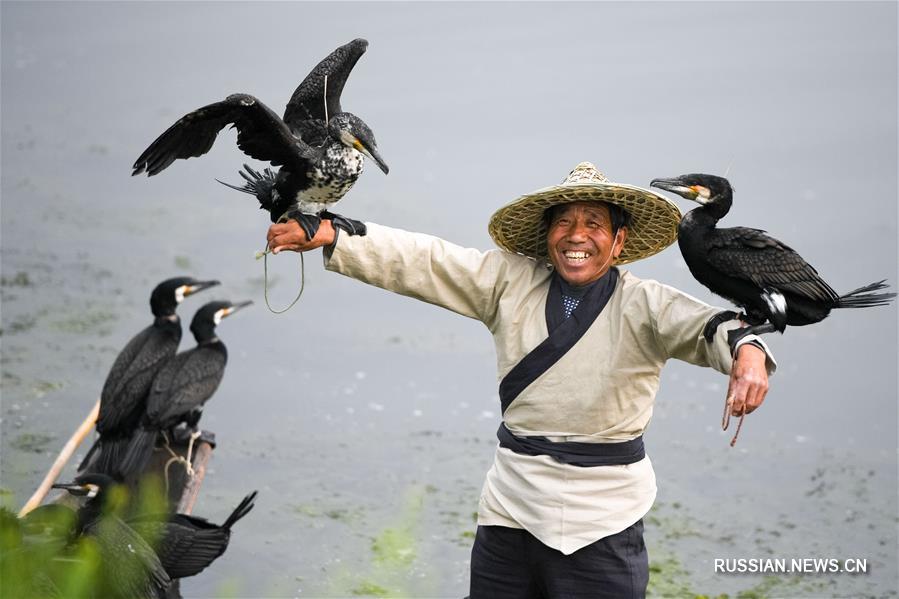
[325,223,774,553]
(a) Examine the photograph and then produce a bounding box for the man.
[267,163,773,598]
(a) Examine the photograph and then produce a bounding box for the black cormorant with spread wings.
[80,277,220,479]
[120,300,253,478]
[132,38,388,241]
[650,174,895,346]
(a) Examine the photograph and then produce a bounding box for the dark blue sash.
[497,268,645,467]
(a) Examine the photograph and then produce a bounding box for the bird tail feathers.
[216,164,277,213]
[836,280,896,308]
[77,437,101,471]
[116,428,158,480]
[223,490,258,530]
[84,435,135,478]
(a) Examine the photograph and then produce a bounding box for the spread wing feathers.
[128,517,228,579]
[705,227,840,303]
[98,326,181,434]
[146,348,226,427]
[283,38,368,129]
[127,492,255,579]
[132,94,312,176]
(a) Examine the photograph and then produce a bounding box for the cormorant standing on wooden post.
[131,38,388,241]
[81,277,220,479]
[650,173,895,346]
[120,300,253,478]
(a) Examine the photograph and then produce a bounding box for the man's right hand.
[267,219,336,254]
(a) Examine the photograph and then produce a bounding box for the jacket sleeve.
[647,282,777,375]
[323,222,516,328]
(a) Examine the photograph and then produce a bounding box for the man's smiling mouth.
[562,250,591,263]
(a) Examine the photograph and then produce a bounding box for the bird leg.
[286,210,322,242]
[320,210,367,237]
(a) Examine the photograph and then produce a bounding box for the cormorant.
[51,474,172,599]
[120,300,253,477]
[80,277,220,479]
[650,173,896,345]
[126,491,257,579]
[131,38,388,241]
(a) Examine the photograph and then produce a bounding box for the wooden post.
[18,399,100,517]
[176,441,212,515]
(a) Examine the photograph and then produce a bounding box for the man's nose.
[565,221,589,241]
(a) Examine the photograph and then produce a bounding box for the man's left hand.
[726,344,769,416]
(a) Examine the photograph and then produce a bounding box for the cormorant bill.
[131,38,388,242]
[650,174,896,346]
[126,491,257,579]
[80,277,220,479]
[51,474,172,598]
[119,300,253,478]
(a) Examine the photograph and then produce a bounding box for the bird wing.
[283,39,369,130]
[706,227,840,302]
[146,347,226,427]
[98,325,180,434]
[132,94,314,176]
[128,516,229,579]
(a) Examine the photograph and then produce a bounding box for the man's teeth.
[563,251,590,261]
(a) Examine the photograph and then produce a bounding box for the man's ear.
[613,227,628,258]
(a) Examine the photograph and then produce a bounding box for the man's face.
[546,201,627,287]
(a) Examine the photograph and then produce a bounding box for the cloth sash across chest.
[497,268,646,467]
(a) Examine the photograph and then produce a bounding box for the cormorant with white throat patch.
[132,38,388,242]
[650,173,895,346]
[80,277,220,479]
[120,300,253,478]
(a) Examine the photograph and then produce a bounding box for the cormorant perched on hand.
[120,300,253,477]
[132,38,388,242]
[51,474,172,599]
[81,277,220,479]
[126,491,257,579]
[650,174,896,345]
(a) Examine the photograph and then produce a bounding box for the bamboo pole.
[18,398,100,517]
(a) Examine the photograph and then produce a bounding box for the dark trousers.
[469,521,648,599]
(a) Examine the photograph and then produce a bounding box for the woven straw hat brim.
[488,182,682,265]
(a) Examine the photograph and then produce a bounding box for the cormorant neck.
[154,314,179,325]
[190,322,220,344]
[703,192,732,221]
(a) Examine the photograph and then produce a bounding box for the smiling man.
[267,162,774,598]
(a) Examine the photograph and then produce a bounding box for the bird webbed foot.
[320,210,367,236]
[286,210,322,242]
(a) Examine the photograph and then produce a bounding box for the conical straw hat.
[488,162,681,265]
